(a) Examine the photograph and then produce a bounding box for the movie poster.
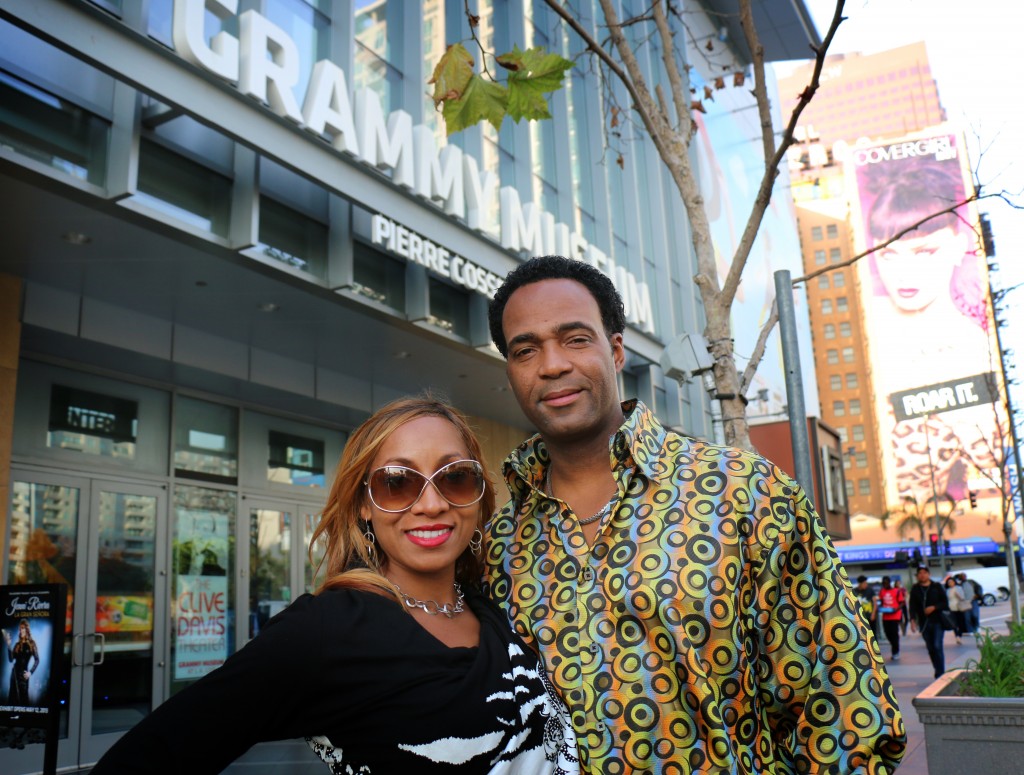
[0,584,65,729]
[173,504,230,681]
[846,127,1008,517]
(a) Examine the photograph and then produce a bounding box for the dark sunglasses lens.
[436,462,485,505]
[369,467,426,511]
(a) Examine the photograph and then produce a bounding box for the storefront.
[0,1,814,770]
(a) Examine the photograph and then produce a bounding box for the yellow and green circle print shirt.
[485,400,905,775]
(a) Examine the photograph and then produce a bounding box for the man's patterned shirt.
[485,400,905,774]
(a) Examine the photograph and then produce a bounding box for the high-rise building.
[777,43,947,519]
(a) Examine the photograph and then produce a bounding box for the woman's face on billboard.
[874,226,968,312]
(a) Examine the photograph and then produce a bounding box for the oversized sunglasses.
[365,459,486,513]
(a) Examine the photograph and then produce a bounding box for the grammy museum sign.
[171,0,655,333]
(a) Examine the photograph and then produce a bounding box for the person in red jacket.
[877,576,903,660]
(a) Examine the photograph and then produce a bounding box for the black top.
[92,589,578,774]
[908,580,949,628]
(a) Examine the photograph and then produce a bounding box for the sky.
[779,0,1024,437]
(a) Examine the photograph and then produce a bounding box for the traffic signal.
[944,539,951,554]
[969,490,978,508]
[929,533,939,555]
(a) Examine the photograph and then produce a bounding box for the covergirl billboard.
[846,128,1007,519]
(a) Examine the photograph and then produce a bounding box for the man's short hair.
[488,256,626,358]
[917,564,930,572]
[857,575,868,584]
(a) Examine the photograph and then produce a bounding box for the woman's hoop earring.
[363,524,378,568]
[469,528,483,556]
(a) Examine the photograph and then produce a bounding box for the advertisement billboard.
[846,127,1007,519]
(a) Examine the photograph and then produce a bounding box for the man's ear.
[610,332,625,373]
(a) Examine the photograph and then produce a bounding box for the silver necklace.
[395,582,465,618]
[543,467,616,526]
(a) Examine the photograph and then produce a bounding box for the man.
[909,564,949,678]
[957,572,982,632]
[854,575,878,633]
[484,256,905,774]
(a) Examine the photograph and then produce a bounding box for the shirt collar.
[502,399,671,496]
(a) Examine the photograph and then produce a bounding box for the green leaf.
[429,43,475,107]
[497,46,572,123]
[442,74,508,135]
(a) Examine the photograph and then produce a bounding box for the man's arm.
[752,483,905,774]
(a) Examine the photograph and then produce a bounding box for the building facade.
[778,43,947,518]
[0,1,814,771]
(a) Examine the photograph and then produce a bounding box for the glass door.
[239,498,324,646]
[2,471,167,773]
[79,480,167,764]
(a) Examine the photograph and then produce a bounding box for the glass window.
[136,139,231,236]
[171,485,235,695]
[818,275,830,289]
[840,321,852,338]
[811,226,823,241]
[823,323,836,339]
[48,385,138,460]
[836,296,848,312]
[821,299,833,314]
[353,241,405,311]
[856,451,867,468]
[0,70,109,185]
[248,507,292,639]
[829,247,841,263]
[814,249,826,266]
[829,374,842,390]
[849,399,861,415]
[304,512,326,593]
[826,349,839,365]
[834,272,846,287]
[853,424,865,441]
[858,478,871,495]
[428,278,471,338]
[257,196,328,278]
[354,0,404,113]
[826,224,838,238]
[845,480,854,497]
[842,346,854,363]
[833,400,845,417]
[846,373,859,389]
[266,0,332,110]
[174,396,239,482]
[268,431,325,487]
[836,426,848,443]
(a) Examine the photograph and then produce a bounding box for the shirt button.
[589,643,601,654]
[595,720,606,732]
[581,566,595,583]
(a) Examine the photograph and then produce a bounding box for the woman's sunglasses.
[365,459,486,513]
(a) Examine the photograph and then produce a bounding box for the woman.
[3,619,39,705]
[876,576,902,661]
[893,578,909,636]
[93,397,577,774]
[944,576,968,645]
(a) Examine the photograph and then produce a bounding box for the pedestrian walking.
[958,572,982,632]
[910,565,949,678]
[877,576,903,660]
[944,577,969,644]
[894,578,909,636]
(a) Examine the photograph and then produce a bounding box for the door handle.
[93,632,106,666]
[72,633,85,666]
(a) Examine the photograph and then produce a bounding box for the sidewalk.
[880,600,1014,775]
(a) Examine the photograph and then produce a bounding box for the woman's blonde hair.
[310,395,495,600]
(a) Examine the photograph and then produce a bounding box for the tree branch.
[740,297,778,394]
[719,0,847,309]
[653,0,692,136]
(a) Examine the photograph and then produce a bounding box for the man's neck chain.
[394,582,465,618]
[542,466,617,526]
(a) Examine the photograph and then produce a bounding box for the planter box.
[912,669,1024,775]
